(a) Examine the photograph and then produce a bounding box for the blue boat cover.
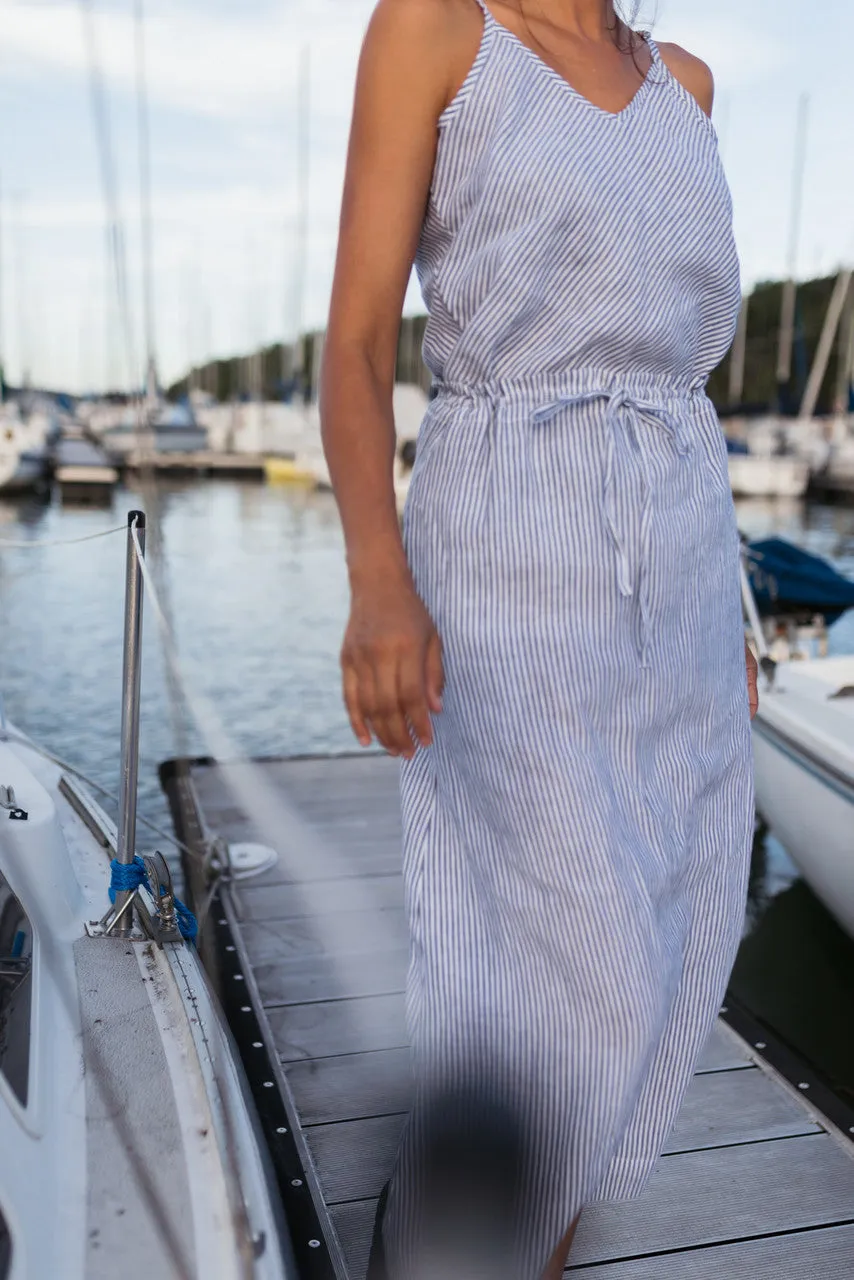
[746,537,854,622]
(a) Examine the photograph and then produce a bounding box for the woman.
[320,1,759,1275]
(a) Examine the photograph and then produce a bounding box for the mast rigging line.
[78,0,139,394]
[0,522,127,549]
[135,0,157,398]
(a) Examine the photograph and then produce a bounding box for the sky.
[1,0,852,393]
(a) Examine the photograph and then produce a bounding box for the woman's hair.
[610,0,654,56]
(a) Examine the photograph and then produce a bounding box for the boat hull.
[728,455,809,498]
[0,731,294,1279]
[0,451,47,495]
[753,698,854,938]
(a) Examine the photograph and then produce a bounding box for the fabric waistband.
[429,367,708,407]
[426,366,711,670]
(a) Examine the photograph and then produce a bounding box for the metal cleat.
[140,852,184,945]
[0,785,28,821]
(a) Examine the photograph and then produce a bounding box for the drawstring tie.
[532,387,696,667]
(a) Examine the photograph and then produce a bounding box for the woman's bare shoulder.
[655,41,715,116]
[365,0,486,116]
[367,0,478,53]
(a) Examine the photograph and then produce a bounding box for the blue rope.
[109,856,198,942]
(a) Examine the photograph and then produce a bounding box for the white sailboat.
[751,654,854,937]
[0,511,297,1278]
[0,405,50,496]
[742,559,854,938]
[727,452,809,498]
[0,730,294,1280]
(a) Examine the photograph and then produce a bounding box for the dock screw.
[755,1042,766,1050]
[308,1240,321,1249]
[720,1006,728,1014]
[218,918,227,925]
[798,1082,810,1090]
[241,1005,251,1012]
[226,945,235,952]
[263,1081,275,1088]
[291,1179,303,1187]
[234,974,244,981]
[276,1127,288,1134]
[253,1041,263,1048]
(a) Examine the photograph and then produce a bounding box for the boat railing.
[740,538,778,688]
[114,510,145,934]
[80,510,196,945]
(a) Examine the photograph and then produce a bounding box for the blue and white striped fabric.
[383,1,755,1273]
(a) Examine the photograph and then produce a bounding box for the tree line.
[168,274,852,416]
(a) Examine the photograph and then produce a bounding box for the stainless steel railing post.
[115,509,146,934]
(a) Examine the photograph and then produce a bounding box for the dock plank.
[267,996,747,1070]
[268,994,407,1062]
[241,911,407,965]
[285,1036,757,1127]
[191,757,403,887]
[566,1222,854,1277]
[329,1135,854,1279]
[254,948,408,1007]
[303,1067,819,1201]
[234,875,404,923]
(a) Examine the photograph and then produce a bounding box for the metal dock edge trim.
[160,757,349,1280]
[720,995,854,1148]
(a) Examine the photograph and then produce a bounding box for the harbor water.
[1,478,853,1111]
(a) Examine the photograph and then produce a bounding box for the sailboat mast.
[776,93,809,402]
[0,173,4,403]
[799,269,853,420]
[80,0,136,393]
[135,0,157,409]
[290,43,311,402]
[12,192,30,393]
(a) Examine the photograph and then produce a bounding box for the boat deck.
[163,753,854,1280]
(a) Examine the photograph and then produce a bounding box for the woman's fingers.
[745,641,759,720]
[425,631,445,714]
[342,654,373,746]
[341,592,444,755]
[368,643,418,758]
[400,646,434,749]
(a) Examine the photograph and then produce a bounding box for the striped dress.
[384,2,755,1273]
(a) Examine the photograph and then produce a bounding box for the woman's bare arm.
[320,0,475,757]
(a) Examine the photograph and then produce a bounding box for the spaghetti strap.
[471,0,494,20]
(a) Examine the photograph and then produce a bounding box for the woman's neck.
[503,0,620,42]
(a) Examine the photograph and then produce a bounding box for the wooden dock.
[121,450,266,479]
[162,754,854,1280]
[51,436,118,503]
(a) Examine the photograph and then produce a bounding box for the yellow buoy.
[264,457,316,486]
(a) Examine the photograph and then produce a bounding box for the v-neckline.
[482,6,657,122]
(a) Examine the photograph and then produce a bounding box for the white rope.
[126,518,389,904]
[0,523,127,549]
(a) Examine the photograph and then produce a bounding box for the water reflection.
[735,821,854,1106]
[0,480,354,841]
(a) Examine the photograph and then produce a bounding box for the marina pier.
[163,751,854,1278]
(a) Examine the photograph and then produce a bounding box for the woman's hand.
[342,571,444,759]
[745,640,759,720]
